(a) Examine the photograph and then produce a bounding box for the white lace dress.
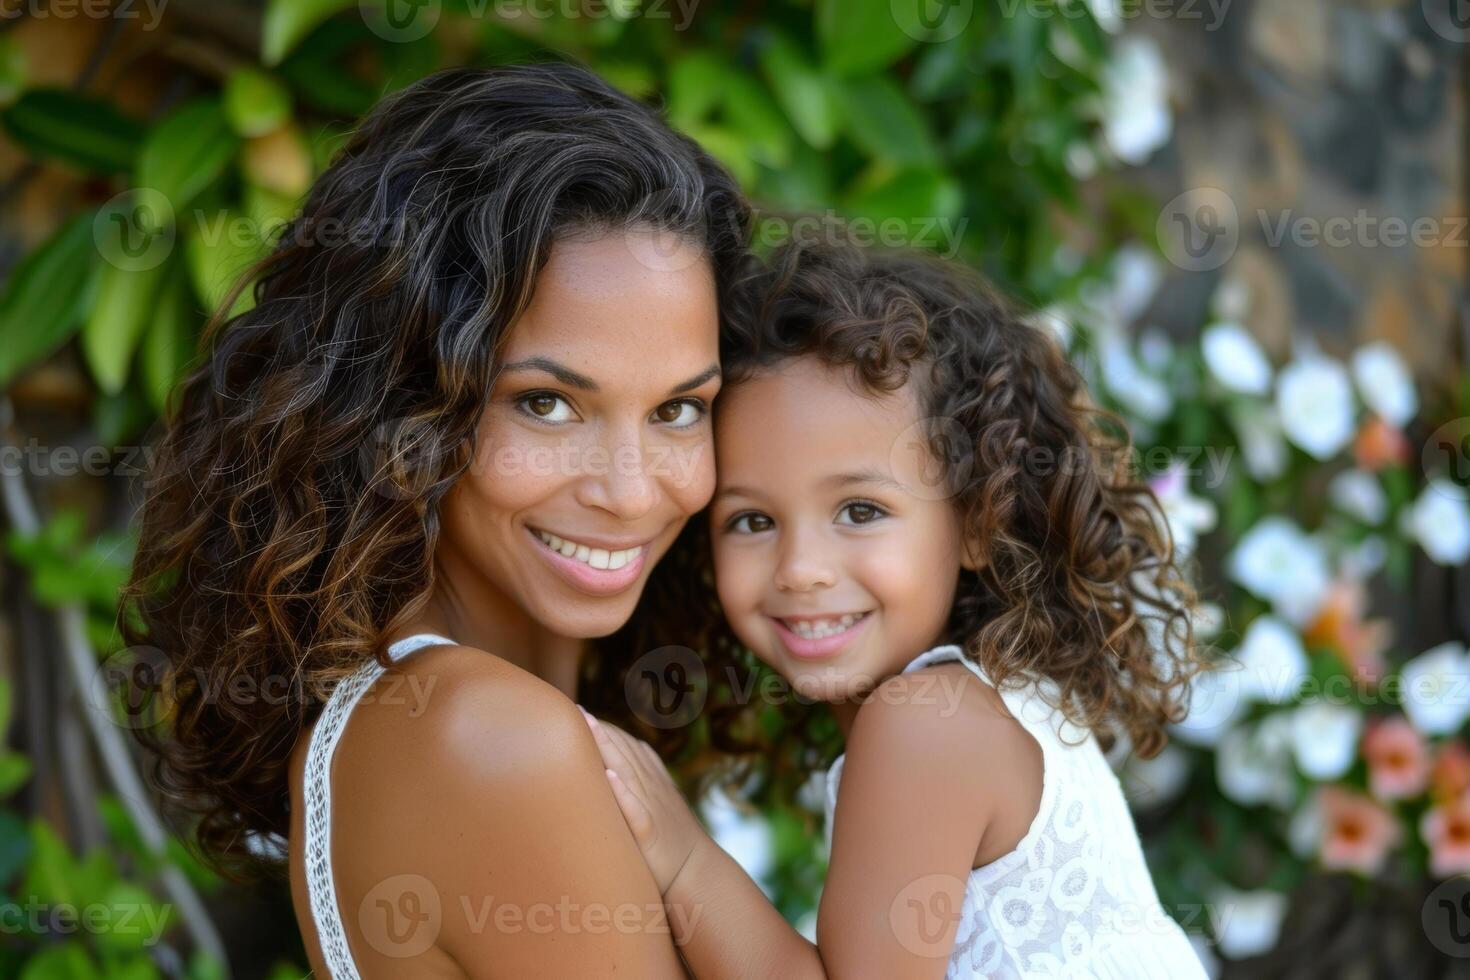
[823,645,1207,979]
[302,632,458,980]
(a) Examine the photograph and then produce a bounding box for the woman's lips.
[528,526,648,596]
[769,612,873,660]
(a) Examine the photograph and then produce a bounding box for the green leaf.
[835,76,939,166]
[81,258,171,395]
[721,74,792,168]
[141,261,198,416]
[816,0,918,76]
[19,944,102,980]
[0,89,143,173]
[0,212,96,387]
[0,35,26,108]
[95,882,169,952]
[261,0,356,65]
[843,167,962,225]
[667,51,728,129]
[224,68,293,137]
[136,98,238,216]
[0,754,30,796]
[185,209,267,320]
[679,123,757,189]
[0,676,11,733]
[759,34,843,150]
[0,809,29,885]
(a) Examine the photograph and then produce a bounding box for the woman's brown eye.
[528,395,556,416]
[656,402,680,422]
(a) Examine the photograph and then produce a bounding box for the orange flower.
[1353,416,1411,472]
[1362,716,1430,800]
[1319,785,1400,874]
[1421,795,1470,878]
[1432,740,1470,805]
[1301,579,1390,685]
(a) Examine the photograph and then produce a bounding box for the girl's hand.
[577,707,707,896]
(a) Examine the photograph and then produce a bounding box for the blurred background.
[0,0,1466,976]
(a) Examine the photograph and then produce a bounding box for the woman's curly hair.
[653,239,1207,800]
[119,61,750,880]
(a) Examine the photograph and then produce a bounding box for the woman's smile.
[528,525,651,596]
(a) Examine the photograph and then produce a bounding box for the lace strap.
[302,657,389,980]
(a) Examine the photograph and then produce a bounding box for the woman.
[121,62,750,976]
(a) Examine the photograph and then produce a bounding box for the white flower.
[1194,602,1226,640]
[1122,743,1192,811]
[1337,534,1388,580]
[1227,517,1330,625]
[1289,703,1361,780]
[1212,888,1288,960]
[1138,325,1173,374]
[701,786,774,887]
[1171,662,1247,747]
[1276,355,1356,460]
[1086,0,1124,33]
[1100,334,1172,422]
[1235,615,1309,704]
[1216,715,1296,809]
[1101,37,1172,165]
[1400,479,1470,566]
[1202,322,1272,395]
[1108,245,1164,324]
[1148,460,1218,555]
[1328,469,1387,525]
[1351,342,1417,426]
[1400,642,1470,737]
[1031,305,1073,350]
[1287,790,1323,858]
[1228,401,1288,481]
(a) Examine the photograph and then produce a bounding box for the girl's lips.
[528,527,648,596]
[769,612,873,660]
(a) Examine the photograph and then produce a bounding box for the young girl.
[581,241,1209,979]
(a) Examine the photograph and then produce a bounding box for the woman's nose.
[574,428,659,522]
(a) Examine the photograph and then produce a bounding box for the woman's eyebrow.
[671,364,721,394]
[500,356,598,390]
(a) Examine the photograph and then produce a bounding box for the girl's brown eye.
[656,402,682,423]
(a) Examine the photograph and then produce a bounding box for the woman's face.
[440,229,721,640]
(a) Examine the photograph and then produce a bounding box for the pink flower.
[1421,796,1470,878]
[1302,579,1390,685]
[1433,740,1470,805]
[1362,716,1430,800]
[1319,786,1399,875]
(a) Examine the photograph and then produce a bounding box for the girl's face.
[710,356,970,704]
[438,230,722,640]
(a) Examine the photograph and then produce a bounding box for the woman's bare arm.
[331,645,689,978]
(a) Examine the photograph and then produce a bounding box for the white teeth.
[536,530,641,572]
[785,613,863,639]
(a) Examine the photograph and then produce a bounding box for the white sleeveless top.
[823,645,1207,979]
[302,632,458,980]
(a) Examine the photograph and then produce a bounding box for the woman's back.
[287,635,687,978]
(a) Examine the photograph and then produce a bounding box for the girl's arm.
[584,666,1017,980]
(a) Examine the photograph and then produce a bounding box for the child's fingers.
[606,768,656,843]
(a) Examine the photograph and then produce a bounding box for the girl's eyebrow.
[824,468,900,489]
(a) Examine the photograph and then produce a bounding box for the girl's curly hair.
[657,240,1206,797]
[119,62,750,880]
